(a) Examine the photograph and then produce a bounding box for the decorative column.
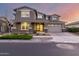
[29,22,33,34]
[29,27,33,33]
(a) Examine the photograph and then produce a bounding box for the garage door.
[48,25,62,33]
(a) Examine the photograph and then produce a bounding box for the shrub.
[0,34,32,40]
[67,27,79,32]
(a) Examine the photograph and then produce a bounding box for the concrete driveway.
[51,32,79,43]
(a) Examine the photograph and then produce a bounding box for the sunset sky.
[0,3,79,24]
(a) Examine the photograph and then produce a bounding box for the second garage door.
[48,24,62,33]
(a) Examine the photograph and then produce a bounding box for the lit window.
[38,14,43,19]
[21,22,29,30]
[21,11,30,17]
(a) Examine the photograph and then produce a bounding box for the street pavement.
[0,32,79,56]
[0,42,79,56]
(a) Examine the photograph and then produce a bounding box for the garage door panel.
[48,25,62,33]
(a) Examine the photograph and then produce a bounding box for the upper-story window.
[37,14,43,19]
[51,14,60,21]
[52,16,57,21]
[21,10,30,17]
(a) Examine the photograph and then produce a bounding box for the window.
[37,14,43,19]
[46,16,48,20]
[52,17,57,20]
[21,22,29,30]
[34,23,44,32]
[21,11,30,17]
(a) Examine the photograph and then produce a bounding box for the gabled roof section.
[0,17,8,22]
[13,6,61,18]
[14,6,46,15]
[50,14,61,17]
[37,11,46,15]
[14,6,36,11]
[0,16,10,24]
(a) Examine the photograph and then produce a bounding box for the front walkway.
[50,32,79,43]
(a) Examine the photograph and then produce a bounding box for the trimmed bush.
[67,27,79,32]
[0,34,32,40]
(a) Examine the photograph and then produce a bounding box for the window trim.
[37,14,43,19]
[52,16,57,20]
[21,10,30,17]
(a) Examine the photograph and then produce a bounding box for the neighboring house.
[0,17,10,33]
[11,6,65,34]
[66,21,79,28]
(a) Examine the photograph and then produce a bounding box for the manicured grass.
[0,34,32,40]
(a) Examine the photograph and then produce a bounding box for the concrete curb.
[0,40,79,43]
[51,40,79,43]
[0,40,53,43]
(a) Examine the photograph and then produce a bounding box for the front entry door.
[34,23,44,33]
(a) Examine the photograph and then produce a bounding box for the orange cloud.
[56,4,79,23]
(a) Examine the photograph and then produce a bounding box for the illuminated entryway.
[21,22,29,30]
[32,23,44,33]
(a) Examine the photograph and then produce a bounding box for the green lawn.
[0,34,32,40]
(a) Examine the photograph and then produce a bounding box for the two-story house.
[12,6,65,34]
